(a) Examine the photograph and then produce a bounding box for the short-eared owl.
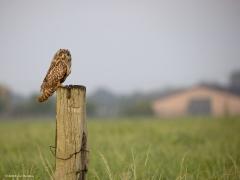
[38,49,71,102]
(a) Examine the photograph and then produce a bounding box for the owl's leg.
[57,82,63,88]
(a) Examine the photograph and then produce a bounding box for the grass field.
[0,117,240,180]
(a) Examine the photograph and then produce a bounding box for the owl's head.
[55,49,71,64]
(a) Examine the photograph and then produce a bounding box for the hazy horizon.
[1,0,240,95]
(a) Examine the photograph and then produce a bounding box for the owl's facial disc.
[57,49,71,60]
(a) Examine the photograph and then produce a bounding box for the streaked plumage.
[38,49,71,102]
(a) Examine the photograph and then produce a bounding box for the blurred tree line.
[87,89,154,117]
[12,94,55,116]
[0,88,155,118]
[0,70,240,119]
[0,91,55,117]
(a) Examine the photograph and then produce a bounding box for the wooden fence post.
[54,85,88,180]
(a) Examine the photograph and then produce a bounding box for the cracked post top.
[60,85,86,91]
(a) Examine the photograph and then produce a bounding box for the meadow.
[0,117,240,180]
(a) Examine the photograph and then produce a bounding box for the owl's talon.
[57,83,63,88]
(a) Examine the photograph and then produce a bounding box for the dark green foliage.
[120,100,153,116]
[86,101,98,117]
[0,97,6,113]
[11,94,55,116]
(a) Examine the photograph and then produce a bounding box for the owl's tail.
[38,88,55,102]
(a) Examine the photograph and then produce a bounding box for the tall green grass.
[0,117,240,179]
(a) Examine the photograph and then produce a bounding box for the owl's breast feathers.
[38,60,70,102]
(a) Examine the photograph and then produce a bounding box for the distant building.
[152,85,240,117]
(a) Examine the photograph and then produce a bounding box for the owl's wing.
[40,58,56,91]
[42,58,56,81]
[40,61,67,91]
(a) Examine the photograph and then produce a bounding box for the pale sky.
[0,0,240,95]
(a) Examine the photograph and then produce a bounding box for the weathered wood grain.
[55,85,88,180]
